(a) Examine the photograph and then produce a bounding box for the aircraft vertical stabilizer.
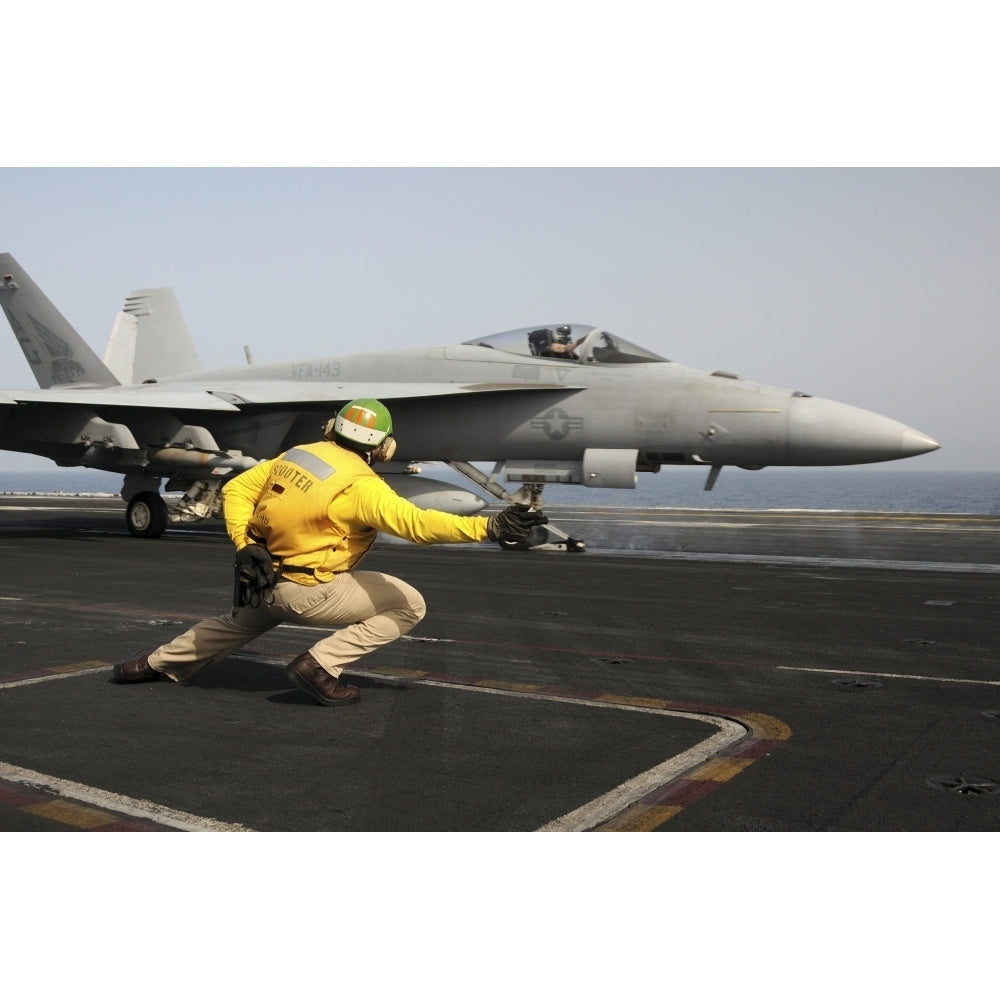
[103,309,139,384]
[0,252,119,388]
[104,287,203,384]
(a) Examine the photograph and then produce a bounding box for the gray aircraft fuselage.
[153,339,938,471]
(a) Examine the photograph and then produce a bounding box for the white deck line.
[777,664,1000,687]
[0,760,252,832]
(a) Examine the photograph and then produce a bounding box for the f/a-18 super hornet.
[0,252,939,550]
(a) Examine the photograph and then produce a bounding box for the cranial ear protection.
[369,435,397,464]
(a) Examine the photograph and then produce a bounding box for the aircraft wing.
[0,380,582,410]
[0,386,242,410]
[197,380,584,405]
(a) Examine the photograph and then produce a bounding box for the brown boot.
[285,652,360,707]
[112,649,162,684]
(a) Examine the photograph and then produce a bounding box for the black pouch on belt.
[233,563,252,608]
[233,543,276,608]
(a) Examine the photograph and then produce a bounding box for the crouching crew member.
[112,398,546,706]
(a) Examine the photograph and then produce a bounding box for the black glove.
[235,544,277,591]
[487,504,549,547]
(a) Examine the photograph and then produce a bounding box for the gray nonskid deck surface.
[1,496,998,832]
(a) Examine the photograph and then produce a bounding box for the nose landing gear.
[446,461,586,552]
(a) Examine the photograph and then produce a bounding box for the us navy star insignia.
[531,408,584,440]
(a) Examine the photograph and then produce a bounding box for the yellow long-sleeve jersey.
[222,440,490,583]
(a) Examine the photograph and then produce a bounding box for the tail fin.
[0,252,120,388]
[103,287,203,383]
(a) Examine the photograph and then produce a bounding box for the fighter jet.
[0,252,939,549]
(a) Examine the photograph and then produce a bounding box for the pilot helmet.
[325,398,396,461]
[556,325,573,342]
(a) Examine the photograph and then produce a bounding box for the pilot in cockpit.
[530,325,585,360]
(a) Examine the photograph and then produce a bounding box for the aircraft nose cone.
[900,428,941,458]
[789,397,940,465]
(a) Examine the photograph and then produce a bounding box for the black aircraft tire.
[126,492,168,538]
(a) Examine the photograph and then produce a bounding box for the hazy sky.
[2,168,995,472]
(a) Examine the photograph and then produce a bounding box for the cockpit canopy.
[462,324,669,365]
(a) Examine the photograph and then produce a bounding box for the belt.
[279,564,317,578]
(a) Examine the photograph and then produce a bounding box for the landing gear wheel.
[126,492,168,538]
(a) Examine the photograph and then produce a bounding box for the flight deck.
[1,495,998,832]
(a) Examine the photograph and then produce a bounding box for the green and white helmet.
[329,398,394,450]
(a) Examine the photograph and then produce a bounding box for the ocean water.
[1,466,998,515]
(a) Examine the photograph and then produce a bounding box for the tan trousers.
[148,571,427,682]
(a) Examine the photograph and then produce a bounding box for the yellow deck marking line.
[685,756,757,782]
[537,725,743,832]
[591,710,792,832]
[23,799,124,830]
